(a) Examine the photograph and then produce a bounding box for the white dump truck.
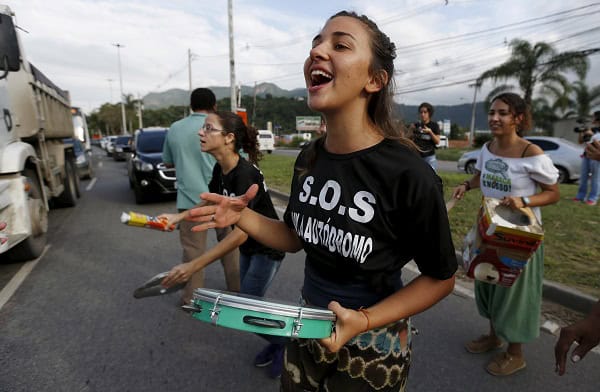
[0,5,79,261]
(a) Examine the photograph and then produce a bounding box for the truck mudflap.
[0,174,46,256]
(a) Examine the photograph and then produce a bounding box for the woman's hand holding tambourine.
[319,301,370,353]
[161,262,195,288]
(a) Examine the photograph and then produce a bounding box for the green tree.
[477,39,589,115]
[530,97,557,134]
[539,81,573,119]
[569,79,600,120]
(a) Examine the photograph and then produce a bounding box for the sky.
[3,0,599,115]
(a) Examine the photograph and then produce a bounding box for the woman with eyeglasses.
[159,111,287,378]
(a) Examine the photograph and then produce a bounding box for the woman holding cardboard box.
[452,92,560,376]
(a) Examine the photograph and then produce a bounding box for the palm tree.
[570,79,600,121]
[540,81,573,119]
[477,39,589,111]
[530,97,558,134]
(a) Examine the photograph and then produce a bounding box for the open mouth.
[310,70,333,87]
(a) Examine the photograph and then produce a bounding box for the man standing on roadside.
[162,88,240,304]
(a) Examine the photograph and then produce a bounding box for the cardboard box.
[461,198,544,287]
[478,197,543,255]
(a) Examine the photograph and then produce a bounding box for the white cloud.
[4,0,599,113]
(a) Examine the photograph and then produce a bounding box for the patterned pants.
[280,319,412,391]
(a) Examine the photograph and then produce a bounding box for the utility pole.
[227,0,236,112]
[137,93,143,130]
[106,78,114,102]
[469,81,481,146]
[188,48,193,95]
[252,81,257,126]
[113,43,127,135]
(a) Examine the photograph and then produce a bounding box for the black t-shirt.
[411,120,440,157]
[209,158,284,261]
[283,139,457,308]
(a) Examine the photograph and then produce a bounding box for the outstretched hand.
[319,301,369,353]
[187,184,260,232]
[554,314,600,375]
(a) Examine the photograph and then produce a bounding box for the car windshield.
[555,138,580,149]
[64,138,83,153]
[137,131,166,153]
[72,139,83,153]
[115,136,131,145]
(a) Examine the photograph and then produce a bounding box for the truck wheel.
[56,160,78,207]
[74,161,82,198]
[6,169,48,262]
[85,154,94,179]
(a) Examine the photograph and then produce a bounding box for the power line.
[395,2,600,51]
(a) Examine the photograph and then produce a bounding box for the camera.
[573,117,590,133]
[414,122,426,134]
[573,126,592,143]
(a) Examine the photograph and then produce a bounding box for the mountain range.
[142,83,489,129]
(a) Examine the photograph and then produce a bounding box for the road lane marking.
[86,177,97,191]
[0,245,50,311]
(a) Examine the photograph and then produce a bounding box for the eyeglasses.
[201,123,225,133]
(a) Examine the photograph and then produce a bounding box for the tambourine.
[133,271,185,299]
[186,288,336,339]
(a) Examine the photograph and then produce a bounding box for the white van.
[257,130,275,154]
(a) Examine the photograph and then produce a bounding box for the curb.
[268,189,598,314]
[542,280,598,314]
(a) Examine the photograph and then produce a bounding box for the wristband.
[358,307,371,332]
[461,180,471,191]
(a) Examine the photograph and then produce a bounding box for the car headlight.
[134,158,153,172]
[116,147,123,152]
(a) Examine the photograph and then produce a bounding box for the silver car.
[457,136,583,184]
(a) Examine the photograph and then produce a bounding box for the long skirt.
[474,243,544,343]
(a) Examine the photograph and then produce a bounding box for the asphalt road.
[0,148,598,391]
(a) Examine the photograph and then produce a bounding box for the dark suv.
[112,135,133,161]
[127,128,176,203]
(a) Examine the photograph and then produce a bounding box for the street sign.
[296,116,321,131]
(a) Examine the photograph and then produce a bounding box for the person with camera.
[585,139,600,161]
[408,102,441,170]
[574,111,600,206]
